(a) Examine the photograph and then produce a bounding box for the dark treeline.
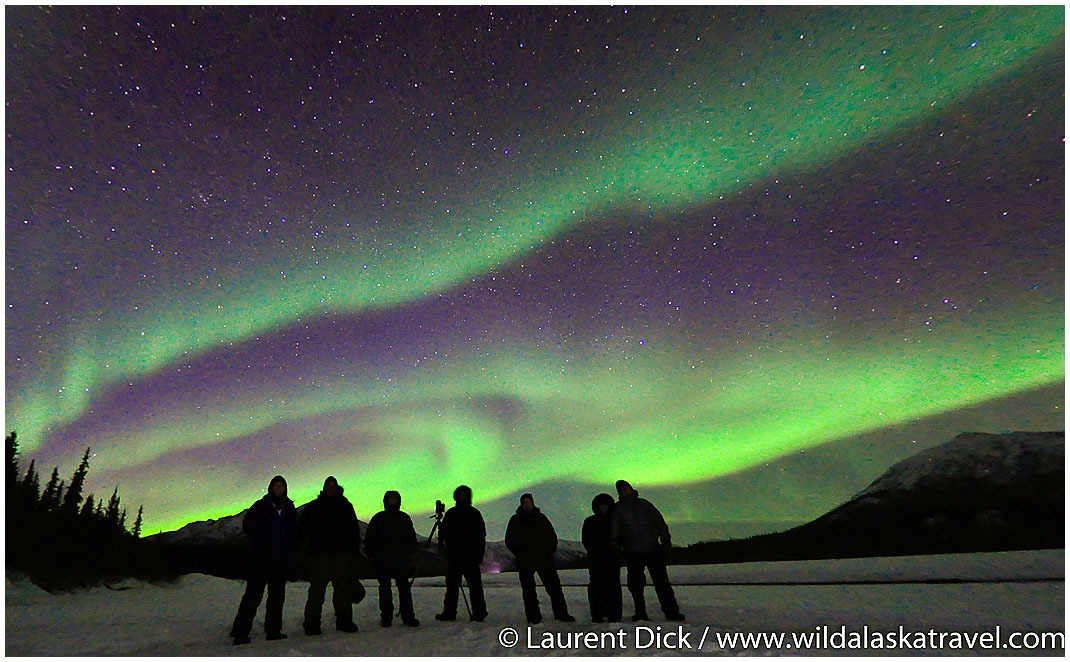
[6,431,175,591]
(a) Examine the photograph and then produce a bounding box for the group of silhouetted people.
[229,476,683,645]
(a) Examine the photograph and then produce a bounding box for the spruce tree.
[80,493,96,519]
[40,468,61,512]
[105,486,121,527]
[6,432,19,496]
[6,432,19,523]
[20,459,40,513]
[119,508,127,531]
[61,448,91,519]
[132,505,144,538]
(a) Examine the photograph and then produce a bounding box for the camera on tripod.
[425,499,446,548]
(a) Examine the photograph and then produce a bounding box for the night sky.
[5,6,1064,540]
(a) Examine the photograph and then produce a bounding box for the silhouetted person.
[611,480,684,621]
[505,493,575,624]
[230,475,299,645]
[582,492,623,622]
[299,476,361,635]
[435,485,488,622]
[365,490,420,627]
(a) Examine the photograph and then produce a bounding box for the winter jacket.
[440,504,486,565]
[243,480,299,564]
[610,491,671,554]
[582,494,619,566]
[364,506,418,573]
[505,506,559,567]
[298,486,361,556]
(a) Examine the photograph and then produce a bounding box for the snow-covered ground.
[6,549,1063,656]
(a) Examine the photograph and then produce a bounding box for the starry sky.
[5,6,1064,540]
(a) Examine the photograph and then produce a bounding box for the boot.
[630,590,648,621]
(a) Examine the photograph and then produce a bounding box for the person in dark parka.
[435,485,488,622]
[230,475,299,645]
[611,480,684,622]
[582,492,623,622]
[364,490,420,627]
[299,476,361,635]
[505,493,575,624]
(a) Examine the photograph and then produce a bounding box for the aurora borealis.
[5,6,1064,539]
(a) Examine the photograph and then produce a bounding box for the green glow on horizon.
[12,7,1063,448]
[122,291,1062,534]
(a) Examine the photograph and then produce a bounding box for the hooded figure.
[504,493,575,624]
[435,485,488,622]
[610,480,684,622]
[364,490,420,627]
[230,475,299,645]
[298,476,361,635]
[244,475,300,563]
[300,476,361,554]
[582,492,622,622]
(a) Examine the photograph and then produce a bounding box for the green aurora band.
[99,294,1061,534]
[15,7,1062,446]
[7,6,1064,534]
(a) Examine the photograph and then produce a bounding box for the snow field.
[6,549,1063,656]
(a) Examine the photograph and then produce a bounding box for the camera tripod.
[408,499,471,618]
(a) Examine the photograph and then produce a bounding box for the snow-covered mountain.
[148,502,373,546]
[149,509,247,546]
[481,539,588,573]
[821,431,1064,525]
[679,431,1064,564]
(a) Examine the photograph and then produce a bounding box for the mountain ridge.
[676,431,1064,565]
